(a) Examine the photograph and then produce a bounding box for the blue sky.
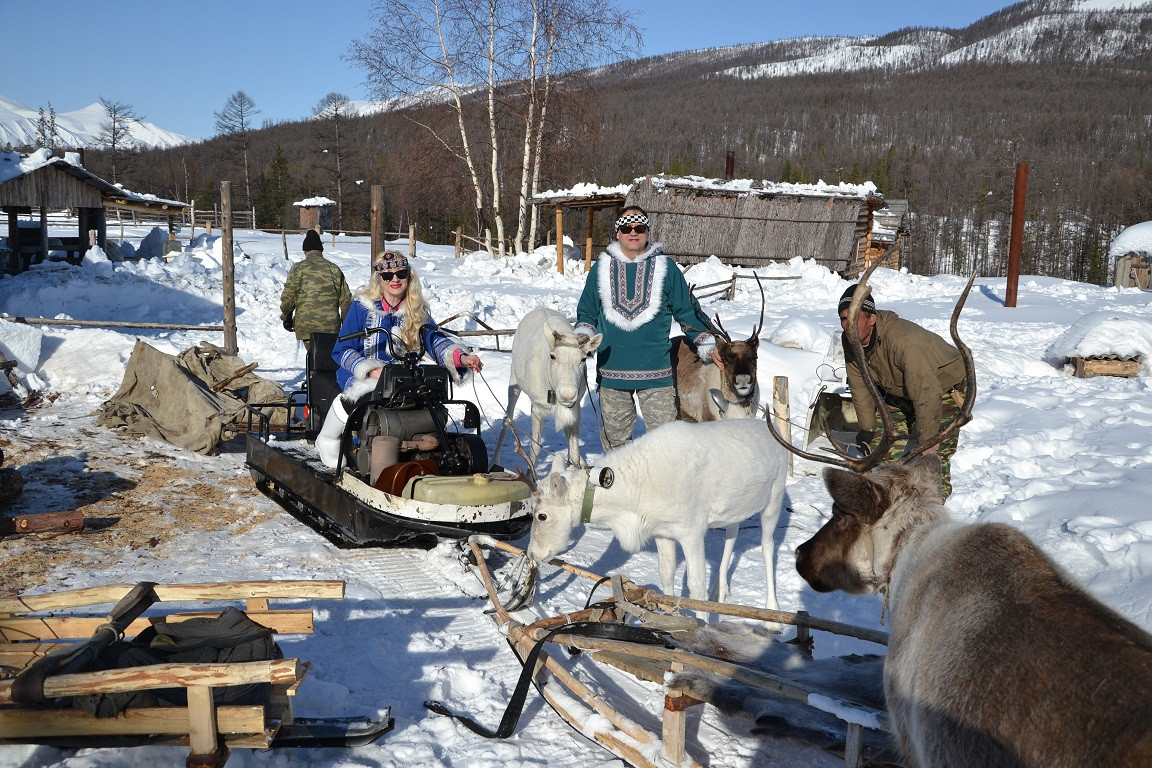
[4,0,1010,141]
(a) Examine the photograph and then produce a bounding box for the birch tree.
[347,0,638,256]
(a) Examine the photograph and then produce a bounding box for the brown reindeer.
[768,265,1152,768]
[674,276,765,422]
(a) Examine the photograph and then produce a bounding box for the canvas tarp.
[97,340,288,454]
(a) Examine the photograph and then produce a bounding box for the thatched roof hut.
[531,174,901,276]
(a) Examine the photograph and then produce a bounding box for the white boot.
[316,397,349,469]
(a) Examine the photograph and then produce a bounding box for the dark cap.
[302,229,324,253]
[838,284,876,315]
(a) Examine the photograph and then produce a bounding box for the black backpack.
[75,606,281,718]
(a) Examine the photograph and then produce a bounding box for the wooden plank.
[186,685,220,756]
[0,580,345,615]
[1072,357,1138,378]
[0,609,314,641]
[0,705,266,739]
[0,659,302,704]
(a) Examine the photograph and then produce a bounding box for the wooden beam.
[0,658,301,705]
[0,610,315,641]
[0,705,266,740]
[0,581,345,615]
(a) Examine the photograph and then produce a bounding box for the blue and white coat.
[575,241,715,390]
[332,296,466,401]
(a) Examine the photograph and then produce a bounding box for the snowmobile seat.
[307,332,342,430]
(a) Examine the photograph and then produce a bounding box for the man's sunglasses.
[376,269,410,281]
[617,224,648,235]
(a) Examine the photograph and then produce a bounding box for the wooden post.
[371,185,384,278]
[455,227,462,259]
[190,199,196,238]
[220,181,238,356]
[555,205,564,274]
[1005,161,1027,308]
[281,229,288,259]
[662,661,688,765]
[585,207,594,271]
[408,224,416,260]
[185,685,227,766]
[772,376,793,477]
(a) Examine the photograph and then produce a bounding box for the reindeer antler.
[749,273,766,342]
[765,264,977,473]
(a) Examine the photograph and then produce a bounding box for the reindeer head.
[708,274,765,402]
[526,454,588,564]
[797,459,945,594]
[546,330,602,408]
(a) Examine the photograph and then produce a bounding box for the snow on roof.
[533,175,880,203]
[293,196,337,207]
[1043,310,1152,375]
[0,149,187,208]
[1109,220,1152,258]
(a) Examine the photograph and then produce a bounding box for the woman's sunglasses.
[377,269,410,281]
[617,224,648,235]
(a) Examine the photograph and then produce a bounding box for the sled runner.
[246,329,533,546]
[0,580,392,765]
[451,537,900,768]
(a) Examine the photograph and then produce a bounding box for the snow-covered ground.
[1,225,1151,767]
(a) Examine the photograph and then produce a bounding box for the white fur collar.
[597,242,667,331]
[357,294,406,317]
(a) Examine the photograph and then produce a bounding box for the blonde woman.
[315,251,481,467]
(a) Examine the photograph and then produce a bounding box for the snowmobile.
[246,327,533,546]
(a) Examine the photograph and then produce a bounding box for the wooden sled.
[466,537,899,768]
[0,580,393,766]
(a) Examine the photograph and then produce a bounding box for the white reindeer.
[494,308,601,470]
[526,418,788,614]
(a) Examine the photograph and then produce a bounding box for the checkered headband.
[374,251,409,272]
[614,212,649,231]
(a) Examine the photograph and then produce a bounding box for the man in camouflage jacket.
[280,229,352,349]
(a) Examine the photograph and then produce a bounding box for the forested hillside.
[81,0,1152,280]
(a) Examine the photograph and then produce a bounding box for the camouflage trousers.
[598,386,678,451]
[866,383,966,500]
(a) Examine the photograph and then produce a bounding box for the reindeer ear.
[586,333,603,353]
[550,453,567,476]
[549,331,563,349]
[824,467,888,523]
[907,453,943,503]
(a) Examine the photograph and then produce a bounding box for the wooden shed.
[294,197,336,233]
[531,175,899,276]
[0,151,189,274]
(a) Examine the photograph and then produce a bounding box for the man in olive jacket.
[280,229,352,349]
[838,284,966,496]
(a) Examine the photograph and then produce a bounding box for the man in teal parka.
[575,205,716,450]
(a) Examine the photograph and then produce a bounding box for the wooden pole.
[371,185,384,277]
[455,227,462,259]
[585,207,594,271]
[281,229,287,260]
[555,205,564,274]
[220,181,238,356]
[1005,161,1027,308]
[408,224,416,260]
[773,376,793,477]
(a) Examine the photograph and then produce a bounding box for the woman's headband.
[374,251,409,272]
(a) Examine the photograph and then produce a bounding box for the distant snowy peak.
[712,0,1152,79]
[0,96,192,150]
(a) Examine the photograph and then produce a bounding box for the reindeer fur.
[527,419,788,614]
[673,335,760,422]
[495,308,601,469]
[797,456,1152,768]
